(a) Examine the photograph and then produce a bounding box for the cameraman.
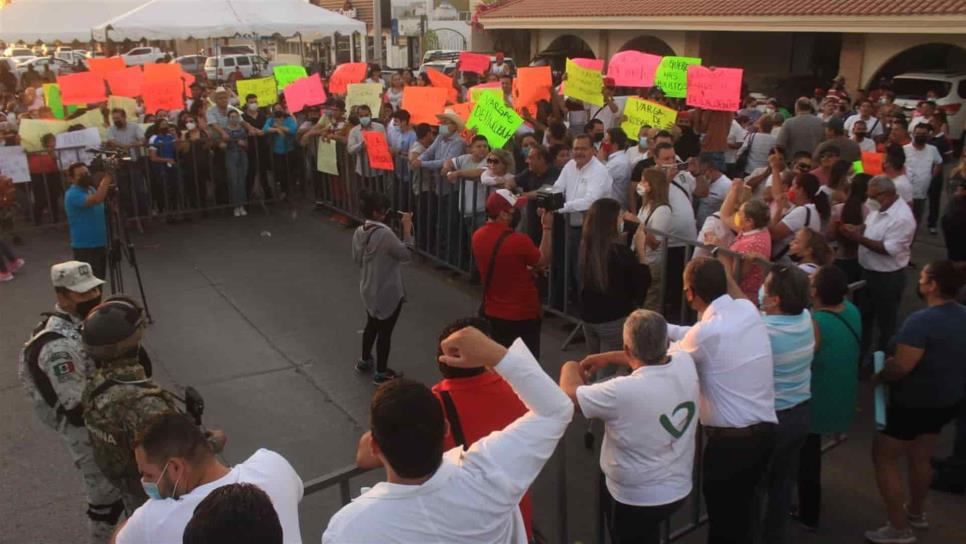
[64,162,111,280]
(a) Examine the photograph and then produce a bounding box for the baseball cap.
[51,261,104,293]
[485,189,527,216]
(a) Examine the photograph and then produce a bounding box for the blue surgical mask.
[639,136,648,148]
[438,124,450,136]
[142,461,169,501]
[359,116,371,126]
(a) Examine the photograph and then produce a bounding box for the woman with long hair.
[481,148,516,189]
[831,173,870,284]
[579,198,649,372]
[352,190,414,384]
[826,159,851,204]
[629,167,671,311]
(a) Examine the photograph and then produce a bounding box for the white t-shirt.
[696,174,731,230]
[725,120,747,165]
[693,213,736,259]
[116,449,304,544]
[902,143,942,199]
[576,349,700,506]
[667,173,698,248]
[854,137,876,153]
[891,174,914,205]
[637,204,672,266]
[780,203,821,234]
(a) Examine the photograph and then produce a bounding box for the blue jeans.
[226,148,248,205]
[763,401,811,544]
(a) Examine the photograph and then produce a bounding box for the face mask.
[185,122,196,131]
[866,197,881,212]
[733,212,743,230]
[247,103,258,111]
[359,116,371,126]
[913,135,928,145]
[636,184,646,197]
[592,132,605,143]
[438,125,450,136]
[142,460,173,501]
[228,116,240,125]
[74,295,102,319]
[758,285,772,312]
[617,220,625,234]
[638,136,648,148]
[135,104,144,115]
[854,132,866,139]
[787,189,798,202]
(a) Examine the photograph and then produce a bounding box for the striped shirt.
[762,310,815,411]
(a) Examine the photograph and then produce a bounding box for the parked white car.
[122,46,165,66]
[892,71,966,142]
[3,46,35,60]
[16,57,74,76]
[204,54,270,82]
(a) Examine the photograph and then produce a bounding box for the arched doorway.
[617,35,675,56]
[533,34,595,82]
[868,43,966,89]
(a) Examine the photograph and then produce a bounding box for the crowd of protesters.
[4,50,966,544]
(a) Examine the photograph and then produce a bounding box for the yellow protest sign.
[621,98,678,140]
[466,92,524,149]
[236,77,278,107]
[345,83,384,117]
[470,85,503,103]
[75,108,111,140]
[564,58,604,107]
[316,138,339,175]
[108,96,138,123]
[18,119,70,151]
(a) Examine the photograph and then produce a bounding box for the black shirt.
[580,243,649,323]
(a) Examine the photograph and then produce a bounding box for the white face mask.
[636,184,646,197]
[247,103,258,111]
[617,219,625,234]
[185,122,196,131]
[866,197,881,212]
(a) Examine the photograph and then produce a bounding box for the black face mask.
[913,135,928,145]
[77,174,95,188]
[592,132,605,143]
[854,132,867,138]
[75,295,102,319]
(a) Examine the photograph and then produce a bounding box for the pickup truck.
[122,46,165,66]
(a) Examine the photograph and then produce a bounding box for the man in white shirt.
[563,310,699,543]
[653,143,697,323]
[909,100,937,132]
[600,128,632,210]
[883,148,914,205]
[903,123,944,224]
[693,153,731,231]
[844,99,885,139]
[851,119,877,153]
[725,116,748,176]
[323,328,573,543]
[665,257,777,543]
[589,78,621,130]
[115,413,303,544]
[838,176,916,356]
[552,134,614,297]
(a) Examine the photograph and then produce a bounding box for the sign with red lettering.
[458,52,491,75]
[607,50,662,88]
[283,76,327,113]
[363,131,394,171]
[57,72,106,105]
[685,66,743,112]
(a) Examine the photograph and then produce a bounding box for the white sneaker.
[239,206,247,216]
[233,207,241,217]
[865,524,916,543]
[904,504,929,530]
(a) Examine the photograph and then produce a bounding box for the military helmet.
[82,296,146,361]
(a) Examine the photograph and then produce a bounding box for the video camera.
[534,187,565,212]
[88,147,133,175]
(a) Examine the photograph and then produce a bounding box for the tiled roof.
[479,0,966,19]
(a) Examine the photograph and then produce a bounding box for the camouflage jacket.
[82,356,180,500]
[19,307,93,430]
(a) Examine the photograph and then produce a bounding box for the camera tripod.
[96,151,153,323]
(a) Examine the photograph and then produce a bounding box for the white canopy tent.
[0,0,147,43]
[92,0,366,42]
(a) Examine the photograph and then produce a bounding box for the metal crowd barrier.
[4,129,321,234]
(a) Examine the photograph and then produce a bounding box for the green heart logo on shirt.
[659,401,696,439]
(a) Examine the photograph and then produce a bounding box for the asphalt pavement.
[0,202,963,544]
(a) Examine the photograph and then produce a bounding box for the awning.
[92,0,366,42]
[0,0,147,43]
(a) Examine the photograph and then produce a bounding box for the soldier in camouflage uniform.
[81,296,181,514]
[19,261,123,543]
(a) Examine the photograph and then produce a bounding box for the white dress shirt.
[667,295,778,428]
[890,174,914,205]
[858,197,916,272]
[606,150,632,210]
[552,157,614,226]
[117,450,304,544]
[844,114,884,138]
[902,143,943,199]
[576,348,699,506]
[322,339,573,544]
